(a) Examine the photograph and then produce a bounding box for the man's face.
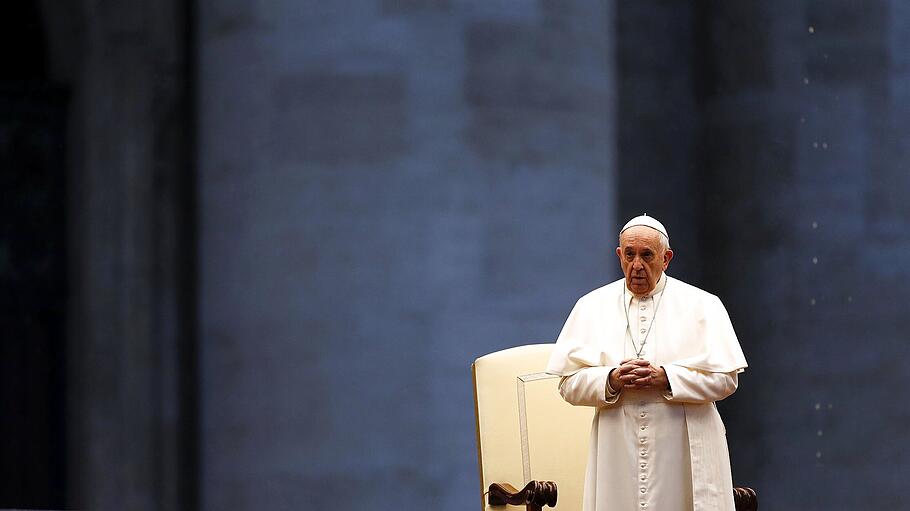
[615,226,673,296]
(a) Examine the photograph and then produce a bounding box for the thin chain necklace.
[623,278,668,359]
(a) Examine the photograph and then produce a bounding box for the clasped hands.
[608,358,669,392]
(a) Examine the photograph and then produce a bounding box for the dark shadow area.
[0,3,68,509]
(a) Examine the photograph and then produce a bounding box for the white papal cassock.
[546,274,747,511]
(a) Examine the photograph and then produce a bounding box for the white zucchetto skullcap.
[620,214,669,241]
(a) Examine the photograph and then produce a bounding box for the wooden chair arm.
[488,481,557,511]
[734,486,758,510]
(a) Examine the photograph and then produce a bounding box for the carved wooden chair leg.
[733,486,758,511]
[488,481,557,511]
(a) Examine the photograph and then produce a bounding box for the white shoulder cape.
[547,275,747,376]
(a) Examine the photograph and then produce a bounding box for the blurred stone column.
[695,1,910,509]
[55,0,197,509]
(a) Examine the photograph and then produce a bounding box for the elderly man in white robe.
[547,215,747,511]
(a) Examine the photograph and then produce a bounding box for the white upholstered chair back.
[472,344,594,511]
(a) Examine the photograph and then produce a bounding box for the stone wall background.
[196,2,614,509]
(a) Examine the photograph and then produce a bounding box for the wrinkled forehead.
[618,225,664,248]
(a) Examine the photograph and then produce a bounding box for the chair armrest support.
[488,481,557,511]
[734,486,758,511]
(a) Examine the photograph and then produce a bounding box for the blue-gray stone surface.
[197,2,615,509]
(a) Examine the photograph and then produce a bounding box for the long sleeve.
[662,364,739,403]
[557,366,621,407]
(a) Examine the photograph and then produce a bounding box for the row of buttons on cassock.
[638,296,652,508]
[639,405,649,507]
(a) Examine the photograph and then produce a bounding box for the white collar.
[626,273,668,303]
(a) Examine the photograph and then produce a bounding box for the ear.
[615,246,623,264]
[662,249,674,270]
